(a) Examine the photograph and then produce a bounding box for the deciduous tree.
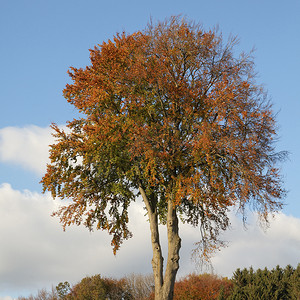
[173,273,233,300]
[41,16,286,300]
[64,275,129,300]
[124,273,155,299]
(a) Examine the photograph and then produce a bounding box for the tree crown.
[42,16,285,255]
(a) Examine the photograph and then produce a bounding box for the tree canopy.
[41,16,286,300]
[229,264,300,299]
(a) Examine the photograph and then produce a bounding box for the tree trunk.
[139,185,164,299]
[161,199,181,300]
[139,185,181,300]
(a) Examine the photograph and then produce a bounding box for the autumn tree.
[41,16,286,300]
[173,274,233,300]
[56,281,71,299]
[64,275,130,299]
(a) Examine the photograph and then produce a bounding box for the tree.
[41,16,286,300]
[18,287,59,300]
[173,273,233,300]
[64,274,130,299]
[56,281,71,299]
[124,273,155,299]
[229,265,300,300]
[289,264,300,299]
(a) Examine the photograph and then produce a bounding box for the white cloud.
[0,126,54,175]
[209,212,300,277]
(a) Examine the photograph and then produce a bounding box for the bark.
[139,184,181,300]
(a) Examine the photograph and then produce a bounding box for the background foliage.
[18,264,299,299]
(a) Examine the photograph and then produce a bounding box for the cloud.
[0,182,299,298]
[210,212,300,277]
[0,126,54,176]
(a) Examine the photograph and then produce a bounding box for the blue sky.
[0,0,299,298]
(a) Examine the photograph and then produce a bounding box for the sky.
[0,0,299,298]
